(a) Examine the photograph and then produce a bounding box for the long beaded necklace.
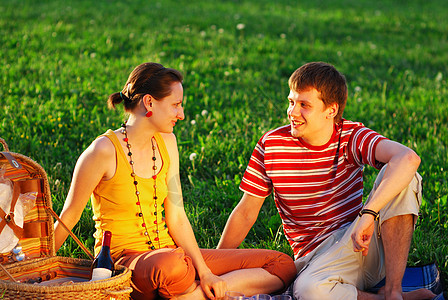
[121,122,160,250]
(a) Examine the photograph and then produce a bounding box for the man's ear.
[327,103,339,119]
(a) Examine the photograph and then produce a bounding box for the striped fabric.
[1,154,53,263]
[369,262,444,294]
[240,120,387,259]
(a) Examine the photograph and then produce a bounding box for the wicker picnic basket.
[0,137,132,299]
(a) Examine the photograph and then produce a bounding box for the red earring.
[145,102,153,117]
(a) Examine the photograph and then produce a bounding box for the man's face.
[287,88,336,146]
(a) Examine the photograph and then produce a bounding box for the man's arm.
[363,139,420,213]
[351,139,421,255]
[217,193,266,249]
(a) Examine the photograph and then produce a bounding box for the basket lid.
[0,149,55,265]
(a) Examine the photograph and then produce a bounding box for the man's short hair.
[288,62,347,123]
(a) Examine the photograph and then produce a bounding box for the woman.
[54,62,296,300]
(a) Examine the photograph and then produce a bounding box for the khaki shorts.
[293,166,422,300]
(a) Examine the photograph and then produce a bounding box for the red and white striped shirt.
[240,119,387,259]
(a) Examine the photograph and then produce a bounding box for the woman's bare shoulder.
[81,134,116,162]
[160,132,177,148]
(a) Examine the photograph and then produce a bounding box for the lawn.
[1,0,447,290]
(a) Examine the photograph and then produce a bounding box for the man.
[217,62,435,299]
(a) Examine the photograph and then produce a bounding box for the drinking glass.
[225,291,246,300]
[251,294,272,299]
[271,295,292,300]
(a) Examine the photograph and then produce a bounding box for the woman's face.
[151,81,184,133]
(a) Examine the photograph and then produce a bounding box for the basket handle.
[0,138,9,152]
[45,206,95,260]
[0,263,18,282]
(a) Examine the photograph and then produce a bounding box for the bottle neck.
[102,231,112,248]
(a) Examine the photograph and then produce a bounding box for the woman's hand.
[199,271,227,299]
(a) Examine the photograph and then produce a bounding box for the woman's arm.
[54,137,114,251]
[162,133,226,299]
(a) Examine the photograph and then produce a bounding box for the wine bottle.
[90,231,114,281]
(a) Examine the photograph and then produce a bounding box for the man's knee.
[293,275,357,300]
[294,276,333,300]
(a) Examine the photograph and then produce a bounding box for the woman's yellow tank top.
[91,130,176,259]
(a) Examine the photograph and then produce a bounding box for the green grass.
[1,0,447,290]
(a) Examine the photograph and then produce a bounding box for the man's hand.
[351,215,375,256]
[199,271,227,299]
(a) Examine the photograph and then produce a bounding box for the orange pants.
[116,247,296,300]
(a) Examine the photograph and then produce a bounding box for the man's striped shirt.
[240,119,387,259]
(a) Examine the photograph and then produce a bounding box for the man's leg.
[358,214,435,300]
[381,214,414,299]
[293,167,435,300]
[292,215,434,300]
[293,223,364,300]
[359,167,434,300]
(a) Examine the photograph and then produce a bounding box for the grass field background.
[1,0,447,290]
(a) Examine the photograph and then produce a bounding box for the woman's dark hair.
[288,62,347,123]
[108,62,183,111]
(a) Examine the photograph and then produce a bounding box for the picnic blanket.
[281,262,445,299]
